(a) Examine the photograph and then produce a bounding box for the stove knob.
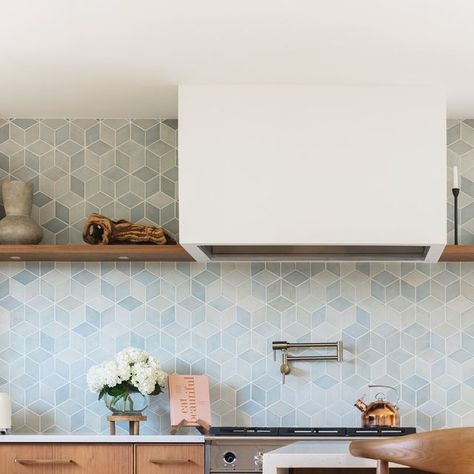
[223,451,236,465]
[254,451,263,469]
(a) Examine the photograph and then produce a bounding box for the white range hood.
[178,85,446,262]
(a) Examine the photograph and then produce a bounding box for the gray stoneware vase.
[0,181,43,244]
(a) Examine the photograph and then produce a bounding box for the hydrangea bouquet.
[87,347,167,414]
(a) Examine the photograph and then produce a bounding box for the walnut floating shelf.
[0,244,194,262]
[439,245,474,262]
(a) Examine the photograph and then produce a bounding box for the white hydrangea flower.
[117,347,148,364]
[87,365,106,393]
[87,347,168,396]
[102,360,120,387]
[116,359,131,381]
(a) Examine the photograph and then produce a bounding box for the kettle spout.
[354,399,368,413]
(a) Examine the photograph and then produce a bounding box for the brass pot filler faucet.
[272,340,344,384]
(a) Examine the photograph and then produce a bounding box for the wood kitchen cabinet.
[0,444,132,474]
[0,444,53,474]
[54,444,132,473]
[135,445,204,474]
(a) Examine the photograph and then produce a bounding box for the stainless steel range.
[206,426,416,473]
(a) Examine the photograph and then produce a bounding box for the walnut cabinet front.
[0,443,204,474]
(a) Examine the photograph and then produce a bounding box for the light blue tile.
[209,296,233,311]
[373,271,397,286]
[73,271,96,286]
[327,281,340,300]
[314,375,338,389]
[235,306,250,327]
[13,271,37,285]
[39,332,55,353]
[73,323,96,338]
[236,384,251,405]
[404,323,427,338]
[145,281,160,301]
[284,271,307,286]
[101,281,115,301]
[192,281,205,302]
[85,307,100,328]
[118,296,142,311]
[0,280,9,299]
[227,323,247,338]
[343,323,367,339]
[241,400,262,416]
[449,349,471,363]
[56,384,70,404]
[416,281,430,302]
[194,270,218,286]
[206,333,221,353]
[0,296,22,310]
[404,375,429,390]
[328,297,352,312]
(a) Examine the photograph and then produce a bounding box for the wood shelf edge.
[439,244,474,262]
[0,244,194,262]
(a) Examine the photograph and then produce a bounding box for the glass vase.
[105,391,149,415]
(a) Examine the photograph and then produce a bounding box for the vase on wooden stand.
[0,181,43,244]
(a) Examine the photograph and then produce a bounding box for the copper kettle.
[354,385,400,428]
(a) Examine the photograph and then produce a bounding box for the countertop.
[0,435,204,443]
[262,441,408,474]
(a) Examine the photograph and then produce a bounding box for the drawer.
[0,444,53,474]
[0,444,132,474]
[54,444,132,473]
[135,445,204,474]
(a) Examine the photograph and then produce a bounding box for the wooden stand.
[107,415,147,435]
[170,418,210,435]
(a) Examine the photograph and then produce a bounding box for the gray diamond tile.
[41,119,68,130]
[449,140,472,155]
[43,218,67,233]
[133,167,154,182]
[118,192,141,208]
[87,141,112,156]
[27,141,52,156]
[0,125,9,144]
[57,140,82,156]
[13,119,37,130]
[147,140,173,157]
[119,140,144,160]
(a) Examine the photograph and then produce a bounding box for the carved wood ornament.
[82,213,176,245]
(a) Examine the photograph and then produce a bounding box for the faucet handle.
[280,349,291,384]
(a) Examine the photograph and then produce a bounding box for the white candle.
[453,166,459,189]
[0,393,11,430]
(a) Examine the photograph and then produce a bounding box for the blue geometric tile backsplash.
[0,120,473,434]
[0,118,179,243]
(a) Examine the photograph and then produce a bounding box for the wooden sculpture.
[82,213,176,245]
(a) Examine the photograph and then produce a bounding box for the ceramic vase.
[0,181,43,244]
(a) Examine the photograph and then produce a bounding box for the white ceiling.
[1,0,474,118]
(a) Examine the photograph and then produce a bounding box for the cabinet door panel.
[136,445,204,474]
[0,444,54,474]
[54,445,132,474]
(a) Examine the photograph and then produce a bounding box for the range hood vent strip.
[200,245,429,261]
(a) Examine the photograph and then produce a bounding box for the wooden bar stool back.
[349,427,474,474]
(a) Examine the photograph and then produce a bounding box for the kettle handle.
[368,384,399,406]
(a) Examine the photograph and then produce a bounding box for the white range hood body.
[179,86,446,262]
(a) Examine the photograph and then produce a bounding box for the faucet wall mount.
[272,340,344,384]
